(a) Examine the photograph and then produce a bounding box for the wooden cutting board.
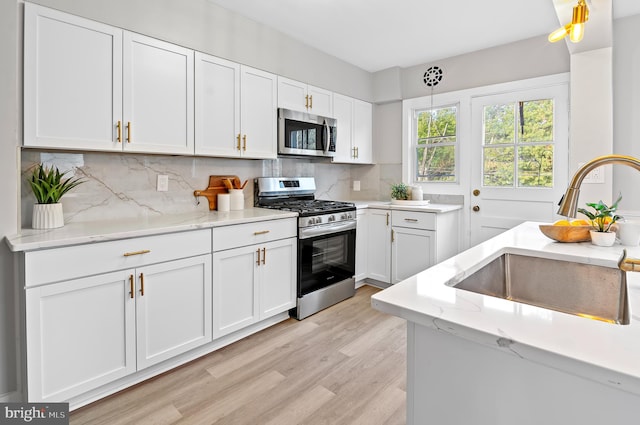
[194,175,241,210]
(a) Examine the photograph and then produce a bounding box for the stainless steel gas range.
[255,177,356,320]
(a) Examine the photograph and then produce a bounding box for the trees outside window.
[415,105,457,183]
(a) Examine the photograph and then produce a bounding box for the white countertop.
[352,200,463,213]
[5,208,297,252]
[372,221,640,395]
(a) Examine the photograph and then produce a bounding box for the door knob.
[473,189,480,196]
[472,205,480,212]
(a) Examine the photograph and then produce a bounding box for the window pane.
[483,146,514,186]
[417,106,456,144]
[483,104,515,145]
[518,145,553,187]
[416,146,456,182]
[519,99,554,143]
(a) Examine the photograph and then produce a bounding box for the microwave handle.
[323,120,331,154]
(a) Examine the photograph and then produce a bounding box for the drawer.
[212,218,297,252]
[24,229,211,286]
[392,210,436,230]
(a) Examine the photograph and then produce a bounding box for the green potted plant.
[28,163,84,229]
[577,193,622,246]
[391,182,410,201]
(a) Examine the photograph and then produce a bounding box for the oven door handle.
[299,220,356,239]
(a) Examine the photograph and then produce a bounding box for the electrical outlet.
[353,180,361,191]
[580,163,605,184]
[157,174,169,192]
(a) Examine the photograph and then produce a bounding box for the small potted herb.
[28,163,84,229]
[391,183,410,201]
[578,194,622,246]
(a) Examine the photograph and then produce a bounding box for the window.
[482,99,554,188]
[414,105,457,183]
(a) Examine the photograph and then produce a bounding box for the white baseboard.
[0,390,23,402]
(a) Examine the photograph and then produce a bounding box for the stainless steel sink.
[453,253,630,325]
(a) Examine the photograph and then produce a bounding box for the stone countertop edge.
[5,208,298,252]
[371,221,640,396]
[351,200,463,213]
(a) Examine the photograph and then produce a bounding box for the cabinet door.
[331,93,354,163]
[212,245,259,337]
[367,209,391,283]
[260,238,296,319]
[277,76,308,113]
[240,66,278,159]
[24,3,123,151]
[135,255,212,370]
[123,32,194,155]
[353,99,373,164]
[25,270,136,402]
[355,210,368,282]
[307,85,333,117]
[195,53,241,157]
[391,227,436,284]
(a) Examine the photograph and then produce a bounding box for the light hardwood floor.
[70,285,407,425]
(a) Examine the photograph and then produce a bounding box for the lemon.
[570,219,589,226]
[553,219,571,226]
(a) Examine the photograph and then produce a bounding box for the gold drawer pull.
[236,134,241,151]
[126,121,132,143]
[123,249,151,257]
[404,218,419,222]
[254,230,270,236]
[242,135,247,151]
[139,273,145,296]
[262,247,266,265]
[256,248,261,266]
[129,275,134,299]
[117,121,122,143]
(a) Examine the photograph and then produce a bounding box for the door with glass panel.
[470,85,568,246]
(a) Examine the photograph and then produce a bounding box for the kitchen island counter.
[5,208,297,252]
[351,200,462,214]
[372,221,640,423]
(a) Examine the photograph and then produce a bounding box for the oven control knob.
[328,215,336,222]
[315,217,323,224]
[341,213,348,220]
[307,218,315,226]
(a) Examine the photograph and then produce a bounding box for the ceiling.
[206,0,640,73]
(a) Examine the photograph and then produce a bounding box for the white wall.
[613,14,640,215]
[0,0,19,401]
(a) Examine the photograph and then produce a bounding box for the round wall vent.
[423,66,443,87]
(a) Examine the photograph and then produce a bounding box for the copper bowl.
[539,224,592,243]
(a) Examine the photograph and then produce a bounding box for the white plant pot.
[32,203,64,229]
[590,230,616,247]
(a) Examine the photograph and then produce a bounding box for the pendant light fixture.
[548,0,589,43]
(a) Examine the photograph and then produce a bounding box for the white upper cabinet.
[123,32,194,155]
[240,66,278,159]
[24,4,194,155]
[277,76,333,117]
[23,3,123,151]
[195,53,241,157]
[331,94,373,164]
[196,54,277,159]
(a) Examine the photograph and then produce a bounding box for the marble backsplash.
[20,151,364,227]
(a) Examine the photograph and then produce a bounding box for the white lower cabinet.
[212,219,297,338]
[367,209,392,283]
[23,229,212,402]
[391,227,435,284]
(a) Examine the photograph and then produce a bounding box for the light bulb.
[570,23,584,43]
[548,24,571,43]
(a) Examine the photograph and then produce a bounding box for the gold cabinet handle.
[355,147,359,158]
[309,95,313,109]
[386,213,389,226]
[236,134,241,151]
[404,218,418,223]
[262,247,266,265]
[305,94,309,109]
[242,135,247,151]
[123,249,151,257]
[352,147,356,158]
[139,273,144,296]
[117,121,122,143]
[126,121,132,143]
[256,248,261,266]
[391,229,395,243]
[253,230,270,236]
[129,274,134,299]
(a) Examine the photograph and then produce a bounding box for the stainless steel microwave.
[277,108,337,158]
